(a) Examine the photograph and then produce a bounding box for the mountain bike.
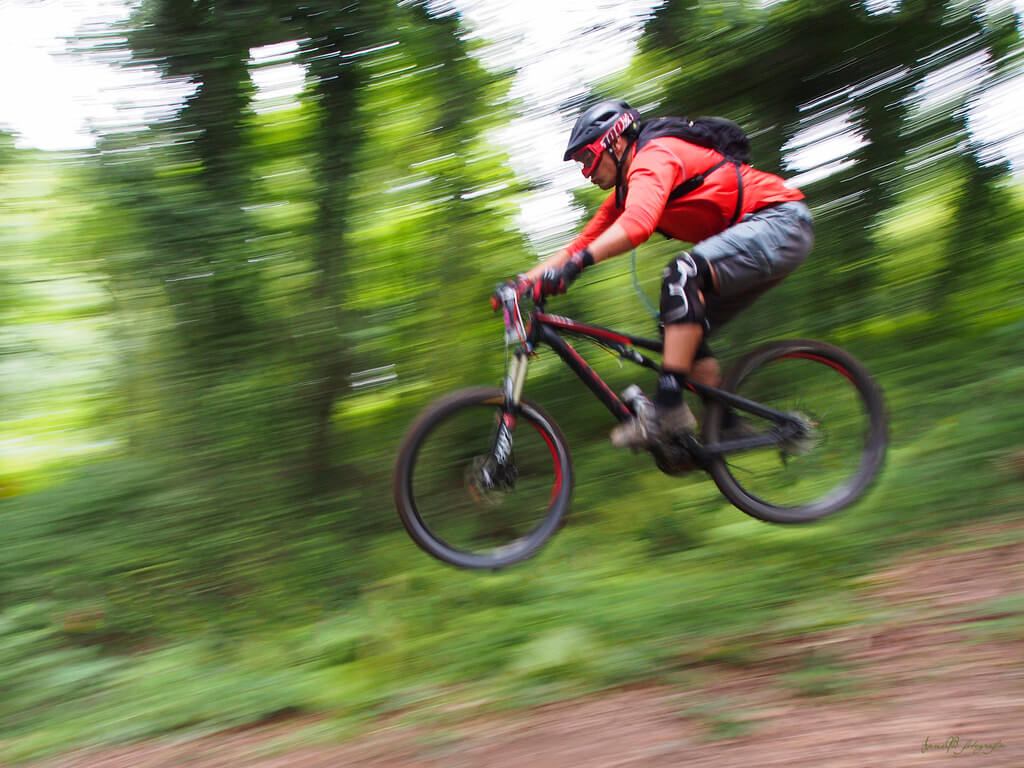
[393,286,887,569]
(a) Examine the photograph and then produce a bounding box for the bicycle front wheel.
[703,340,887,523]
[393,387,573,569]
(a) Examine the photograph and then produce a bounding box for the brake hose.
[630,248,659,320]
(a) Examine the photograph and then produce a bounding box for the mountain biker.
[500,99,813,450]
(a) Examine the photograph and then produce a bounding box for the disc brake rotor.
[466,456,517,505]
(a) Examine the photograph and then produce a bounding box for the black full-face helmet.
[563,99,641,176]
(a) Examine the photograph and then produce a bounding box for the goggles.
[571,139,605,177]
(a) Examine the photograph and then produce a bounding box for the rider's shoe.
[610,402,697,451]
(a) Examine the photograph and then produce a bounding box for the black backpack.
[634,116,751,224]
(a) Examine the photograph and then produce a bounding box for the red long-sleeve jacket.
[566,136,803,252]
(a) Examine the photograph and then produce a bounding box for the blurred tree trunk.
[298,25,369,494]
[122,0,268,355]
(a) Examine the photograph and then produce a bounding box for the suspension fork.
[503,349,530,410]
[474,350,531,493]
[491,349,529,468]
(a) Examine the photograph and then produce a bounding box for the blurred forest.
[2,0,1023,760]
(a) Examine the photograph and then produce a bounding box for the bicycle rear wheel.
[393,387,573,569]
[703,340,887,523]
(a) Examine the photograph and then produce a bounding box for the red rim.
[533,420,563,506]
[780,351,856,384]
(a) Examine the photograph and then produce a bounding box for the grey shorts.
[692,200,814,329]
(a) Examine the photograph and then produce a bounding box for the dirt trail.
[30,519,1024,768]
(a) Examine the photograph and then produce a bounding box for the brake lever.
[491,281,519,312]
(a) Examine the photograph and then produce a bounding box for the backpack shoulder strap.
[729,163,744,226]
[666,159,729,201]
[666,158,744,226]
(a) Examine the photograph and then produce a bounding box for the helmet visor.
[571,141,603,177]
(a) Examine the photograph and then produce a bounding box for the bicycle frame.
[397,297,886,568]
[500,297,806,467]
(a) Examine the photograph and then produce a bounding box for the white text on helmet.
[601,112,636,148]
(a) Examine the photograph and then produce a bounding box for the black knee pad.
[660,253,709,327]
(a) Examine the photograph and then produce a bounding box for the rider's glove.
[533,248,594,301]
[491,274,532,310]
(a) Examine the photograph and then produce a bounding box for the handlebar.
[490,276,533,312]
[491,282,545,312]
[492,282,542,349]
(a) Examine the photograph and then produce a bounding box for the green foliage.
[0,604,119,735]
[2,0,1024,761]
